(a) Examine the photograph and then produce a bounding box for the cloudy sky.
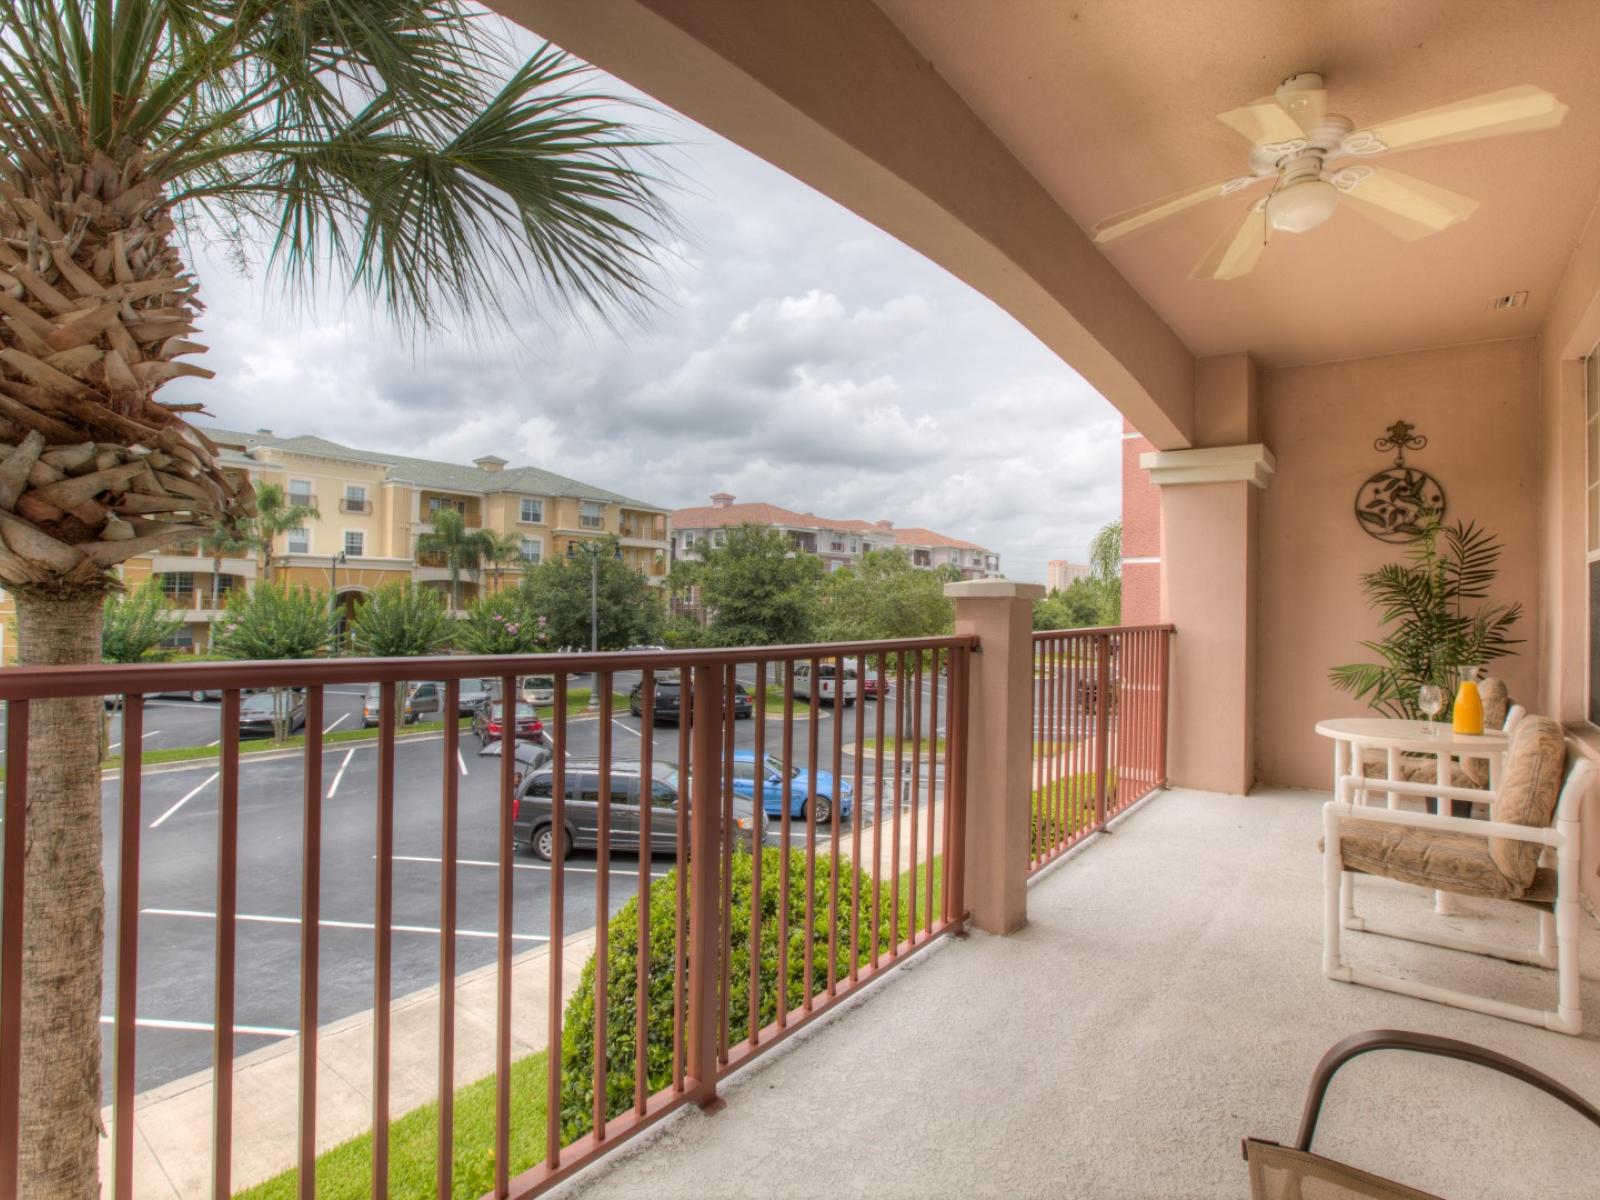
[163,39,1120,584]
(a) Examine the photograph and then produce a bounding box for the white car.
[792,662,857,706]
[521,674,556,706]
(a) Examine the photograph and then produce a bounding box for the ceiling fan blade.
[1190,199,1268,281]
[1340,84,1566,157]
[1093,174,1265,244]
[1217,96,1306,146]
[1332,165,1478,241]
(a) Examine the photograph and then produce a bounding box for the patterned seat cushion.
[1322,819,1555,903]
[1489,716,1565,887]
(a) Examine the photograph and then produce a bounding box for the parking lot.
[93,668,950,1099]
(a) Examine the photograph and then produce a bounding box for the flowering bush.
[455,591,550,655]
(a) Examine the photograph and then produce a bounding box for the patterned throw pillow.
[1488,716,1565,887]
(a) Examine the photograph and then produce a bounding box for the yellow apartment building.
[0,426,670,660]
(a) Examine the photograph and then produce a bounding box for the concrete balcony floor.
[551,788,1600,1200]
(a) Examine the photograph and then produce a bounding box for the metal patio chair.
[1243,1029,1600,1199]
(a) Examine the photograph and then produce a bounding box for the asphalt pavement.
[89,673,950,1101]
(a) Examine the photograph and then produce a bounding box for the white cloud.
[163,61,1120,584]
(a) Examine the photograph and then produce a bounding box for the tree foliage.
[816,549,952,642]
[417,508,491,609]
[248,482,321,581]
[698,524,822,645]
[520,539,662,650]
[1330,517,1523,719]
[348,580,452,657]
[454,590,551,656]
[1033,576,1117,631]
[101,579,185,664]
[212,582,339,662]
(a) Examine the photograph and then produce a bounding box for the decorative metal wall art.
[1354,420,1445,543]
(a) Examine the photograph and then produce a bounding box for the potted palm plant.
[1330,516,1523,719]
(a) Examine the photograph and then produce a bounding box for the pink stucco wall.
[1255,338,1543,790]
[1120,419,1161,626]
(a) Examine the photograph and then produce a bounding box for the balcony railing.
[287,492,317,510]
[339,497,372,514]
[0,617,1173,1197]
[1029,625,1172,875]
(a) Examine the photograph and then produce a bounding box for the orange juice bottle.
[1452,666,1484,736]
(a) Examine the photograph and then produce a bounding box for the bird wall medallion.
[1355,421,1444,543]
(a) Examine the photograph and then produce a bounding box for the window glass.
[288,527,309,554]
[520,538,540,562]
[579,500,604,529]
[520,498,543,523]
[651,780,676,808]
[344,530,364,556]
[526,773,554,799]
[572,773,601,804]
[288,480,313,501]
[160,572,194,597]
[345,485,365,501]
[611,776,640,807]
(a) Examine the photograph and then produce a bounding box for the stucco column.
[1141,353,1271,795]
[947,579,1044,934]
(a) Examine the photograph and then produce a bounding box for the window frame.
[519,497,543,524]
[287,479,314,504]
[578,500,604,530]
[287,526,310,555]
[520,537,541,564]
[343,530,364,558]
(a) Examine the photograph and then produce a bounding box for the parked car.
[792,662,858,706]
[628,672,753,722]
[513,759,763,861]
[238,690,306,738]
[521,674,556,706]
[361,684,416,727]
[407,678,494,720]
[477,736,559,789]
[154,687,222,703]
[624,644,667,653]
[472,700,544,745]
[729,748,852,825]
[860,671,891,701]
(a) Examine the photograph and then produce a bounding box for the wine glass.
[1418,684,1444,730]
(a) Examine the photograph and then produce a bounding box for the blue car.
[730,749,853,825]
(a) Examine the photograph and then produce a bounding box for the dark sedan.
[629,672,752,723]
[238,690,306,739]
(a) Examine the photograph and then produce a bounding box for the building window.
[579,501,604,530]
[159,572,194,599]
[428,496,467,517]
[683,530,697,547]
[713,529,726,547]
[288,526,309,554]
[520,538,541,563]
[520,498,543,524]
[160,628,195,651]
[850,538,859,553]
[288,480,314,506]
[344,530,364,557]
[341,485,369,514]
[830,538,845,552]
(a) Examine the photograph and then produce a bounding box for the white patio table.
[1315,717,1511,915]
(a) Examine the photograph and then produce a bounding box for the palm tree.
[418,506,492,610]
[248,481,320,581]
[0,7,668,1193]
[199,524,254,610]
[479,529,527,594]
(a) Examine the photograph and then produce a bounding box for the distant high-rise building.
[1047,560,1092,593]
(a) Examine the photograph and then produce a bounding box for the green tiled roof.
[196,426,666,512]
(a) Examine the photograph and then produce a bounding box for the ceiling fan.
[1090,74,1567,280]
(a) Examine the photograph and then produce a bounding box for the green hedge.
[557,844,907,1144]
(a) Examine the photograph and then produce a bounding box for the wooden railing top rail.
[0,635,979,700]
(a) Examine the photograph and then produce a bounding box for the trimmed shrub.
[557,845,904,1144]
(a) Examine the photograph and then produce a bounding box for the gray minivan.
[408,678,494,719]
[513,760,763,861]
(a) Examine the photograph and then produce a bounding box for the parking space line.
[611,719,640,739]
[327,747,355,798]
[141,907,547,943]
[106,730,159,754]
[391,853,669,878]
[98,1014,295,1039]
[149,771,219,828]
[323,712,349,735]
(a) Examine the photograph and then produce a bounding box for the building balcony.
[339,497,373,515]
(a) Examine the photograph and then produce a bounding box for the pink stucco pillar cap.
[944,580,1045,600]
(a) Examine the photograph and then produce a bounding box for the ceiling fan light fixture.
[1265,178,1339,234]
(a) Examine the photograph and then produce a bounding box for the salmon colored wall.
[1537,193,1600,912]
[1120,420,1161,626]
[1256,339,1542,790]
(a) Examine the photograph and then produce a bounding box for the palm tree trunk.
[14,588,105,1200]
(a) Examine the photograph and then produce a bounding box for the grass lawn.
[237,853,946,1199]
[531,689,628,719]
[1031,770,1115,857]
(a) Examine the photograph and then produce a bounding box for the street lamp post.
[567,538,622,711]
[329,550,348,648]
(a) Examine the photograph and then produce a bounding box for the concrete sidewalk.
[102,929,597,1198]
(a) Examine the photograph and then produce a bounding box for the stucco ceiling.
[877,0,1600,366]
